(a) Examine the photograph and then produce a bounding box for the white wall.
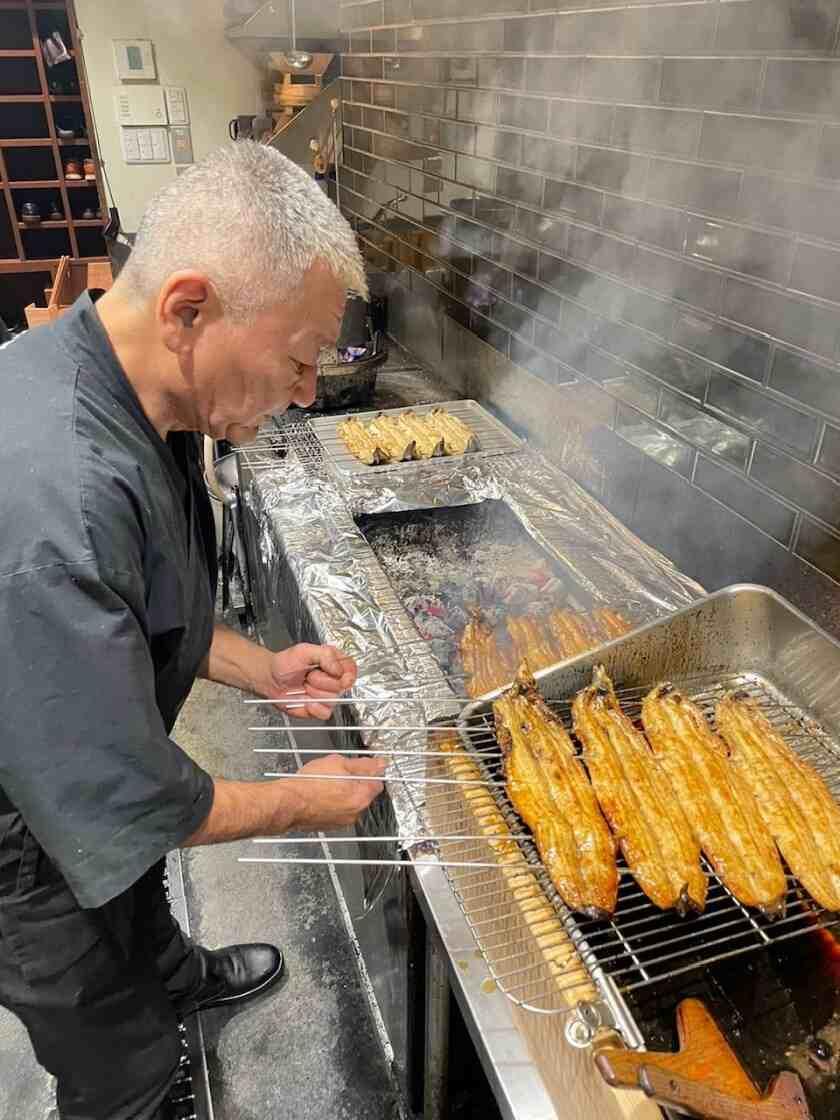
[75,0,262,232]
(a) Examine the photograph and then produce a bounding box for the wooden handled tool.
[595,998,812,1120]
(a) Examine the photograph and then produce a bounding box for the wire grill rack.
[309,400,522,476]
[420,669,840,1019]
[234,418,326,477]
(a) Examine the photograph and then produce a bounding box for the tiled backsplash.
[338,0,840,631]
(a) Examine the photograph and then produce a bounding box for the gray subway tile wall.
[338,0,840,617]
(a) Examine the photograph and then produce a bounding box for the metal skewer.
[262,772,505,787]
[249,725,457,733]
[251,835,524,844]
[247,697,471,706]
[240,857,539,869]
[253,747,503,758]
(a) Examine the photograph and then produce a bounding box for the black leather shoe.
[182,943,284,1014]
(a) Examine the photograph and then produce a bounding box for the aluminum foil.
[241,428,703,844]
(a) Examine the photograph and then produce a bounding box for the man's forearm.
[199,623,273,695]
[183,777,302,846]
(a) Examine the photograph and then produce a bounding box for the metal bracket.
[564,1000,618,1049]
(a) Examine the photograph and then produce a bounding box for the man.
[0,142,385,1119]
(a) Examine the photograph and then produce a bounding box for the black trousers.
[0,812,205,1120]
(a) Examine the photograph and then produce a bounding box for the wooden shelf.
[0,0,107,305]
[0,254,108,272]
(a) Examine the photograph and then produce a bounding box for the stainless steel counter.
[236,344,702,1119]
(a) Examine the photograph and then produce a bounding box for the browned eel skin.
[591,608,633,641]
[461,614,515,698]
[572,666,708,914]
[642,684,787,918]
[494,663,618,917]
[717,691,840,913]
[507,616,559,673]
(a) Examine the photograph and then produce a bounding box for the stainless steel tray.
[308,399,522,476]
[451,585,840,1032]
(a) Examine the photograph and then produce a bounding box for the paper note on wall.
[120,126,170,164]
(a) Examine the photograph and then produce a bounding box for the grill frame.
[445,585,840,1035]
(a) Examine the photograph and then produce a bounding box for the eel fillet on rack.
[494,664,618,918]
[392,410,446,459]
[425,408,479,455]
[506,616,560,674]
[641,684,787,917]
[461,615,515,699]
[366,414,416,462]
[436,738,596,1004]
[336,417,388,465]
[572,666,708,914]
[717,691,840,913]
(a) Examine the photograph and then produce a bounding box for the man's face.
[191,261,346,443]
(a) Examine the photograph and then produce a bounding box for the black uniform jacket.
[0,292,216,909]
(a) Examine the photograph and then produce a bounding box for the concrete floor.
[176,678,403,1120]
[0,675,402,1120]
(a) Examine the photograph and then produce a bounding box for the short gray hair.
[118,141,367,319]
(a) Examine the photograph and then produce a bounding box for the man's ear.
[157,272,215,355]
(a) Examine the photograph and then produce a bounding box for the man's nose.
[292,365,317,409]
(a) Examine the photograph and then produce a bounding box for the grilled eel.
[366,414,416,462]
[437,738,594,999]
[425,408,478,455]
[494,664,618,917]
[337,417,388,465]
[641,684,787,917]
[572,666,708,914]
[461,614,514,698]
[547,609,599,660]
[717,691,840,913]
[591,608,633,641]
[507,616,559,673]
[393,411,446,459]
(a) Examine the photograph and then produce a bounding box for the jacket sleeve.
[0,562,215,909]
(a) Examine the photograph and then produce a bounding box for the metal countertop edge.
[410,859,560,1120]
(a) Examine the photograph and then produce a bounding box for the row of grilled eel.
[494,664,840,920]
[337,408,478,466]
[462,608,632,698]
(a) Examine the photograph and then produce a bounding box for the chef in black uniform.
[0,142,384,1119]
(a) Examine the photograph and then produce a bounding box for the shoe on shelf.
[64,160,82,180]
[83,157,96,181]
[177,943,284,1015]
[48,201,63,221]
[81,207,95,220]
[20,202,41,225]
[56,126,75,140]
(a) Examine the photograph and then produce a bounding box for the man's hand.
[183,755,385,848]
[284,754,386,830]
[265,643,358,721]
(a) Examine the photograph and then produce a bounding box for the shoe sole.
[183,957,285,1015]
